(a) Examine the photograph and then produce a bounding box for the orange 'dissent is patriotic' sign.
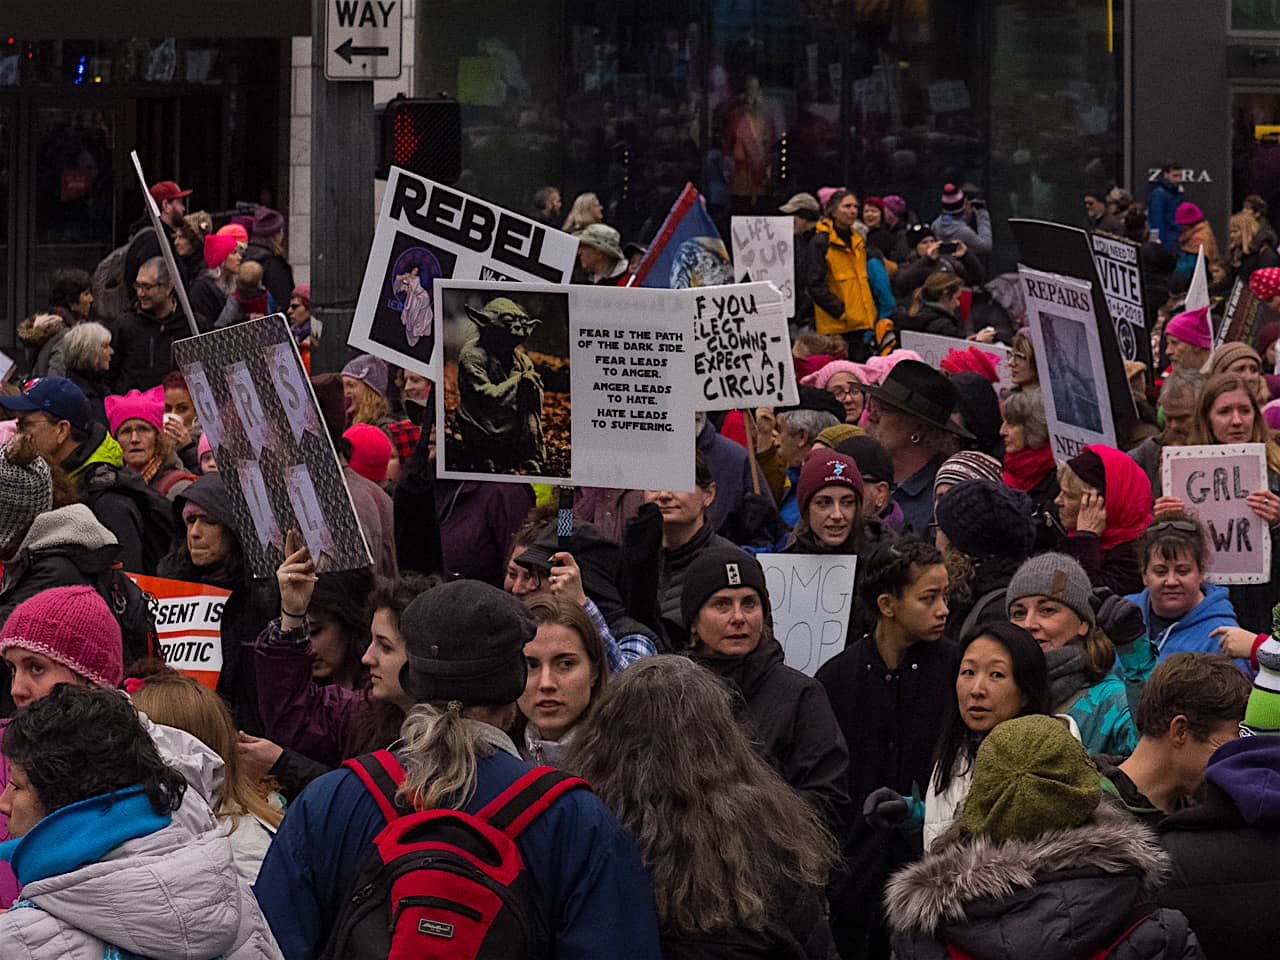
[128,573,231,690]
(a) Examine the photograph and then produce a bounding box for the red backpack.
[322,750,589,960]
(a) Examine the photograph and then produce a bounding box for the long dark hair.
[307,567,376,689]
[159,518,247,589]
[931,621,1050,795]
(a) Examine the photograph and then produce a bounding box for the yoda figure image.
[454,296,547,473]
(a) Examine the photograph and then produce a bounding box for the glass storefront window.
[1232,1,1280,34]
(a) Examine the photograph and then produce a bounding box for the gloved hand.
[1094,590,1145,647]
[862,786,909,830]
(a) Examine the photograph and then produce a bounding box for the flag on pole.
[1185,245,1210,313]
[630,183,733,289]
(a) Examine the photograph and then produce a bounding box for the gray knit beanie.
[0,439,52,553]
[1005,552,1096,628]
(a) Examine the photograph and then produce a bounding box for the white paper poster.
[731,216,795,315]
[1161,443,1271,584]
[434,279,696,491]
[349,167,580,379]
[757,553,856,676]
[1020,266,1116,462]
[690,282,797,410]
[898,330,1013,395]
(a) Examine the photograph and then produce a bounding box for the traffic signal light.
[377,95,462,184]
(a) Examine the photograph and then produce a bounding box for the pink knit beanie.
[1164,306,1212,351]
[0,586,124,688]
[344,423,392,483]
[104,385,165,436]
[800,359,869,391]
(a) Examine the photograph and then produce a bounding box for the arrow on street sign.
[334,38,390,63]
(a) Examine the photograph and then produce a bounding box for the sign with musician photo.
[349,168,580,379]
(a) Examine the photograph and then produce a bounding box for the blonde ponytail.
[397,702,493,811]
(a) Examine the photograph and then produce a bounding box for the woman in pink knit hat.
[104,385,196,501]
[800,359,869,424]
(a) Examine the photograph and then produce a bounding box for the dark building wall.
[3,1,311,38]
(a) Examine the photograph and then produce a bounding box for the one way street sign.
[325,0,402,81]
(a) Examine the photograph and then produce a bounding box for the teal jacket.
[1062,673,1137,757]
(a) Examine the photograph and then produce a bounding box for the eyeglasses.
[1010,352,1030,362]
[16,415,54,432]
[1148,519,1198,534]
[134,280,162,292]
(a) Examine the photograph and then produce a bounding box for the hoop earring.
[910,433,921,445]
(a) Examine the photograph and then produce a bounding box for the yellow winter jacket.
[812,218,877,335]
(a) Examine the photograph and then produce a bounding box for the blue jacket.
[1147,177,1183,250]
[255,748,661,960]
[866,257,896,319]
[1064,674,1137,758]
[930,210,993,255]
[1126,582,1244,665]
[778,464,802,530]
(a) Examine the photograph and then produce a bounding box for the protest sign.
[690,282,797,410]
[899,331,1013,395]
[1161,443,1271,584]
[129,574,230,690]
[173,315,372,577]
[731,216,795,315]
[1089,232,1149,371]
[129,150,198,337]
[1020,266,1117,460]
[435,279,696,490]
[349,167,579,379]
[1217,277,1275,350]
[757,553,856,676]
[1011,219,1138,438]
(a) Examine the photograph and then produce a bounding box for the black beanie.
[680,545,771,630]
[398,580,535,706]
[1066,449,1106,495]
[935,479,1035,559]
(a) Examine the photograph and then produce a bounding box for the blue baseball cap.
[0,378,93,431]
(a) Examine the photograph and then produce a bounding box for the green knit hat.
[1242,603,1280,736]
[961,715,1101,843]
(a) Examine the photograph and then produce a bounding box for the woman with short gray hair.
[59,321,113,428]
[1000,387,1059,546]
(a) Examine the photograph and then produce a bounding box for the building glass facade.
[418,0,1126,272]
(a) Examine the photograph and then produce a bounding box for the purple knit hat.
[0,586,124,688]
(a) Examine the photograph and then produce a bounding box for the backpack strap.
[1093,912,1154,960]
[343,750,408,824]
[476,766,589,839]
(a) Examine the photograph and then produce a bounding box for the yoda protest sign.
[174,315,372,577]
[757,553,856,676]
[129,574,231,690]
[690,282,797,410]
[1161,443,1271,584]
[350,167,580,380]
[1021,266,1116,462]
[731,216,795,315]
[434,279,696,490]
[898,331,1013,395]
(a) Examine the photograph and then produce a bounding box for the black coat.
[188,271,228,333]
[893,302,962,338]
[694,638,850,837]
[816,633,958,959]
[660,877,839,960]
[67,366,112,429]
[110,303,189,391]
[1157,785,1280,960]
[1057,531,1145,597]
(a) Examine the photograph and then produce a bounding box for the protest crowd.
[2,161,1280,960]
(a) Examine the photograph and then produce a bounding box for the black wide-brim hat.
[859,359,975,438]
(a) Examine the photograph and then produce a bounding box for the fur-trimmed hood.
[886,805,1172,957]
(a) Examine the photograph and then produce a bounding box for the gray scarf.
[1044,644,1091,711]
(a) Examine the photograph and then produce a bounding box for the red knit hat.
[204,233,238,270]
[344,424,392,483]
[796,449,864,516]
[0,586,123,688]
